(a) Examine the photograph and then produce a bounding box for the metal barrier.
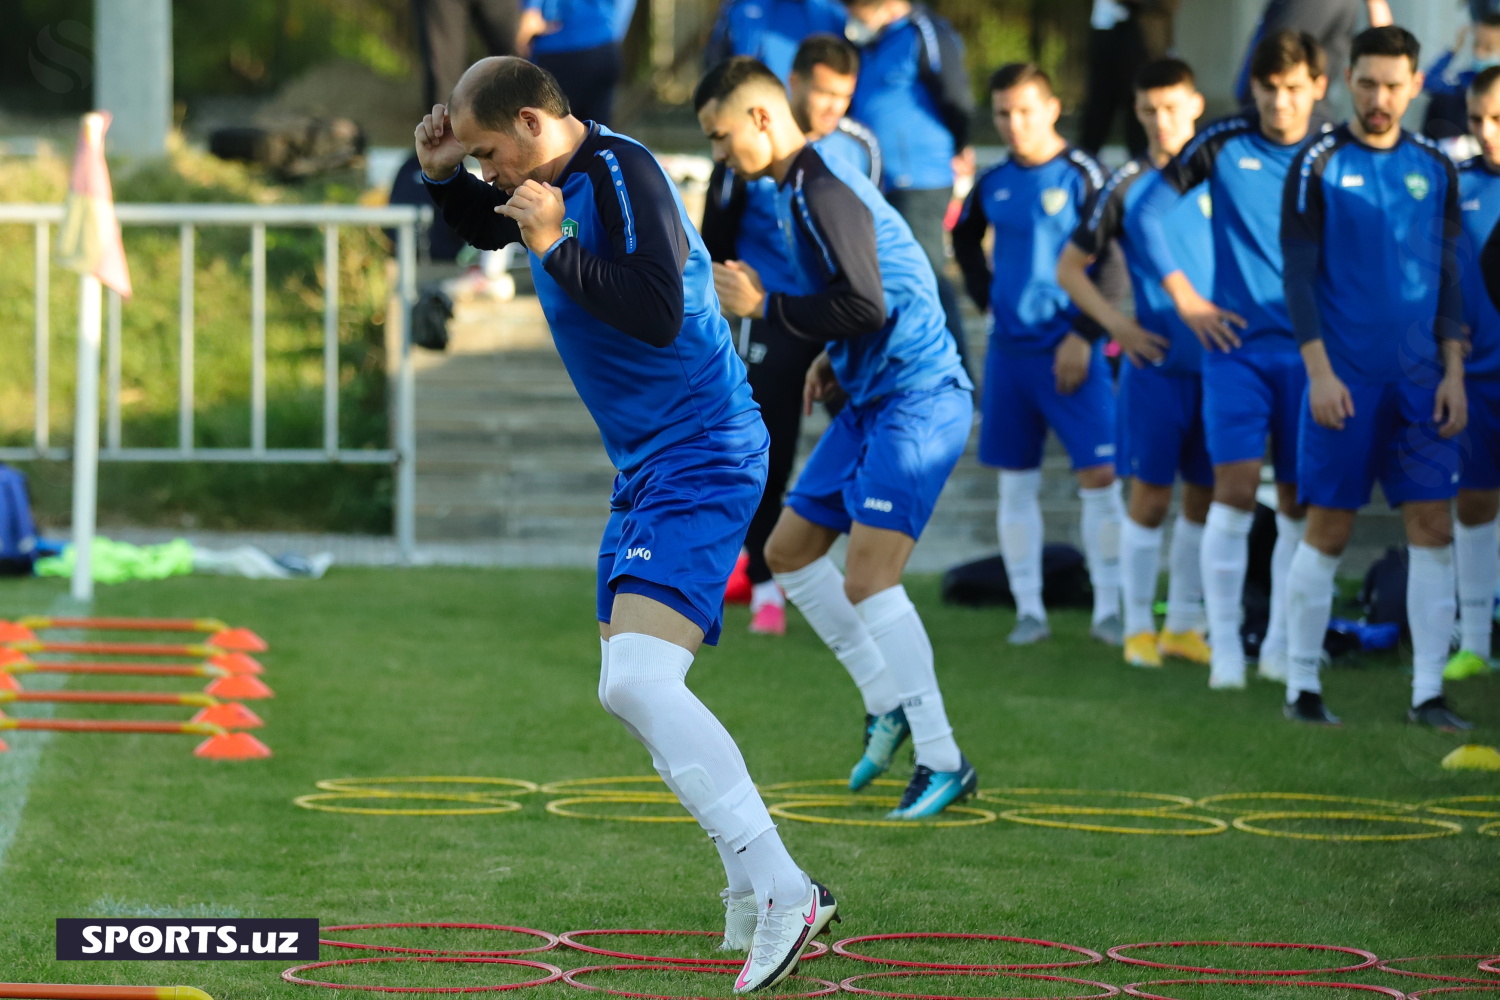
[0,203,429,561]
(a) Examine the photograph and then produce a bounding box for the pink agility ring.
[1412,989,1500,999]
[838,970,1119,1000]
[1377,956,1500,984]
[1482,961,1500,974]
[561,963,839,999]
[558,929,827,966]
[833,933,1104,970]
[320,923,560,957]
[281,955,564,992]
[1107,941,1379,976]
[1122,980,1407,1000]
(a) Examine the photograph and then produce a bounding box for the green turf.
[0,569,1496,996]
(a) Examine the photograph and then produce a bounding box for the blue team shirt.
[704,0,848,81]
[1282,126,1462,385]
[1458,157,1500,379]
[1073,159,1214,378]
[952,147,1106,354]
[527,0,636,52]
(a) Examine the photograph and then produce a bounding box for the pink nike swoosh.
[736,964,752,990]
[804,896,818,926]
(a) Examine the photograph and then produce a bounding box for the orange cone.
[0,735,8,752]
[0,622,37,643]
[191,702,264,730]
[0,673,21,693]
[194,732,272,759]
[208,628,268,652]
[205,675,274,700]
[209,652,264,675]
[0,649,29,667]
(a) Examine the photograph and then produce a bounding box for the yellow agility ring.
[978,788,1194,811]
[1479,821,1499,837]
[540,776,675,799]
[1421,796,1500,819]
[316,776,540,800]
[768,796,997,829]
[294,792,524,816]
[1196,792,1417,815]
[545,794,696,822]
[997,807,1228,836]
[760,778,908,799]
[1231,811,1463,842]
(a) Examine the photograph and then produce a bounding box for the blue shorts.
[1116,363,1214,489]
[1202,349,1305,482]
[979,346,1116,471]
[787,381,972,540]
[1298,379,1462,510]
[1460,378,1500,491]
[597,417,769,646]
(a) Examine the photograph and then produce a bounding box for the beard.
[1357,110,1396,136]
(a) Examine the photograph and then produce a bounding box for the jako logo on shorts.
[862,498,894,513]
[627,547,652,560]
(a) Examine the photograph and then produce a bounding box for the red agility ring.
[1411,989,1500,999]
[838,970,1120,1000]
[558,929,828,966]
[1483,961,1500,974]
[1376,956,1500,984]
[1107,942,1379,975]
[281,955,564,992]
[561,963,839,999]
[1121,979,1406,1000]
[833,933,1104,970]
[320,924,561,957]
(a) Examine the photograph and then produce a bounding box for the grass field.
[0,568,1495,997]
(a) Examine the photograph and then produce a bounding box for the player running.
[697,57,977,818]
[1281,25,1471,728]
[416,57,835,992]
[1134,31,1330,692]
[951,63,1125,648]
[1057,57,1215,670]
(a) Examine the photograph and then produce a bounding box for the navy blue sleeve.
[1281,141,1330,348]
[1438,155,1466,344]
[768,161,887,341]
[699,160,744,263]
[1482,204,1500,316]
[1070,167,1132,258]
[542,143,688,348]
[915,15,974,150]
[950,181,991,311]
[423,169,523,250]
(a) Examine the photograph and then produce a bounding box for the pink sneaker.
[749,604,786,635]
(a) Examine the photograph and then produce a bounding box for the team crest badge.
[1198,192,1213,218]
[561,217,579,239]
[1041,188,1068,216]
[1405,173,1430,201]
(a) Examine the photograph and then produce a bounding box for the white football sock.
[1164,515,1206,634]
[1286,542,1339,701]
[1455,519,1498,656]
[998,470,1046,621]
[1409,545,1457,707]
[1202,503,1254,675]
[736,829,810,911]
[1121,518,1163,636]
[1262,513,1305,661]
[775,556,900,715]
[857,585,962,772]
[713,837,753,894]
[1080,482,1125,624]
[750,580,784,612]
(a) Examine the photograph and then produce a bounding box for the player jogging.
[1280,25,1471,728]
[416,57,836,992]
[697,57,977,819]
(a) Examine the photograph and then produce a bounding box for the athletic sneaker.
[1283,691,1341,725]
[1159,629,1211,665]
[1090,614,1125,646]
[720,888,757,952]
[733,880,839,993]
[1256,650,1288,683]
[1208,664,1247,690]
[886,756,978,820]
[1124,632,1163,668]
[849,707,910,791]
[1444,650,1492,681]
[749,604,786,636]
[1408,696,1473,731]
[1007,614,1050,645]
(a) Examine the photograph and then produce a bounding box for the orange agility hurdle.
[3,639,226,658]
[0,691,263,730]
[0,712,270,759]
[0,649,264,676]
[0,618,266,651]
[0,985,213,1000]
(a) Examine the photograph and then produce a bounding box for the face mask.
[1476,55,1500,72]
[845,17,878,45]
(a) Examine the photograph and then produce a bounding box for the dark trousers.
[413,0,520,108]
[883,186,972,377]
[1079,21,1149,158]
[534,42,623,126]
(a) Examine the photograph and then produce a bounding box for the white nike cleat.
[719,888,756,952]
[1257,650,1288,683]
[733,880,838,993]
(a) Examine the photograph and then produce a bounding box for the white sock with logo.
[857,585,962,772]
[998,470,1046,620]
[1121,518,1163,637]
[1080,482,1125,624]
[1455,519,1498,656]
[1286,543,1339,701]
[1408,545,1457,708]
[1202,503,1254,675]
[1261,513,1305,662]
[1164,515,1206,634]
[775,556,900,714]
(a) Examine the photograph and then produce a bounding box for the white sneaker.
[733,880,838,993]
[1208,650,1246,690]
[719,888,756,952]
[1257,650,1288,683]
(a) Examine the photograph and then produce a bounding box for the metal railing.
[0,202,429,561]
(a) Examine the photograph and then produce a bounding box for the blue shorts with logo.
[1116,362,1214,489]
[596,413,769,646]
[979,345,1116,471]
[1298,378,1462,510]
[787,380,972,540]
[1201,347,1306,481]
[1460,377,1500,491]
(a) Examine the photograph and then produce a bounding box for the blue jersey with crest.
[703,0,848,82]
[1458,157,1500,379]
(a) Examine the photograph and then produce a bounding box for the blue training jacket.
[1458,156,1500,380]
[527,0,637,53]
[704,0,848,82]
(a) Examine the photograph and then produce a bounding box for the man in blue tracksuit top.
[704,0,848,82]
[950,63,1125,650]
[701,34,882,638]
[696,57,977,822]
[1133,30,1331,692]
[1280,26,1471,730]
[518,0,636,124]
[1449,66,1500,679]
[415,57,835,992]
[1057,57,1215,672]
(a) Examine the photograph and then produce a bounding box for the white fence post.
[70,275,104,602]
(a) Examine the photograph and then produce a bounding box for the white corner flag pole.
[70,274,103,602]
